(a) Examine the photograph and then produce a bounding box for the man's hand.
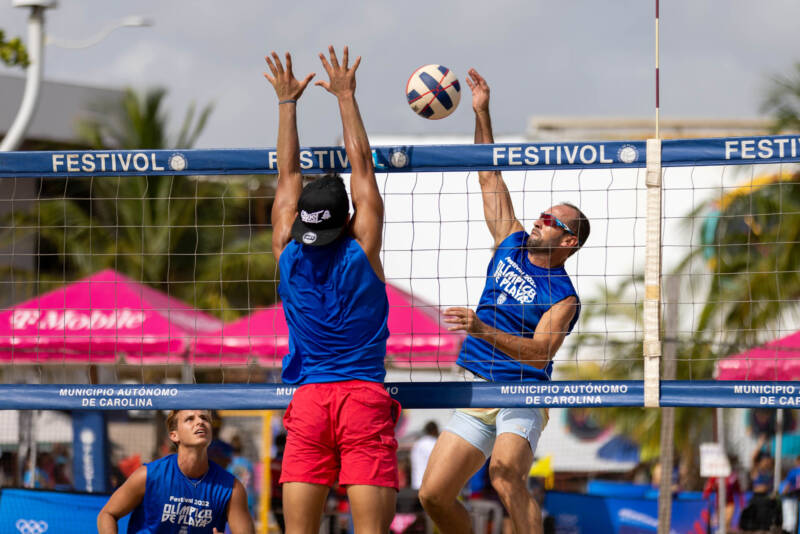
[443,307,486,336]
[315,45,360,99]
[465,68,490,114]
[263,51,315,102]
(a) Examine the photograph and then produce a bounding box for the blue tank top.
[127,454,234,534]
[457,231,580,382]
[278,236,389,385]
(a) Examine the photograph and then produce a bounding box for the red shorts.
[280,380,401,489]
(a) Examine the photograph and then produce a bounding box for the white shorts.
[443,368,547,458]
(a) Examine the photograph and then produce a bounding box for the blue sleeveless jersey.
[457,231,580,382]
[127,454,234,534]
[278,236,389,385]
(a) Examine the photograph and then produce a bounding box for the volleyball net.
[0,136,797,411]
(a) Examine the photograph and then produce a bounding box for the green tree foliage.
[762,63,800,133]
[3,88,277,320]
[563,172,798,476]
[0,29,29,68]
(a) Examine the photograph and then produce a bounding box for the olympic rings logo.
[15,519,48,534]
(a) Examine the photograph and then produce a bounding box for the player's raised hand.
[316,45,361,98]
[263,51,315,102]
[465,68,490,114]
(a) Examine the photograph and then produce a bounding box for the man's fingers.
[285,52,293,75]
[328,45,340,69]
[342,46,349,69]
[314,80,330,90]
[263,73,275,85]
[299,72,316,88]
[271,51,284,74]
[351,55,361,72]
[264,55,279,76]
[318,52,331,72]
[465,76,476,90]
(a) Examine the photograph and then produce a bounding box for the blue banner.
[0,142,645,177]
[662,135,800,167]
[661,380,800,408]
[0,381,797,410]
[0,381,643,410]
[0,488,128,534]
[71,411,109,493]
[544,491,709,534]
[0,136,798,178]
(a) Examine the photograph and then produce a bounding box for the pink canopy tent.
[0,269,223,364]
[191,284,463,368]
[716,330,800,380]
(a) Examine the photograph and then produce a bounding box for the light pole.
[0,1,152,151]
[0,0,53,152]
[45,15,153,49]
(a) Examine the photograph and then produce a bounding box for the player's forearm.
[471,324,552,369]
[338,93,373,178]
[277,102,302,184]
[97,511,119,534]
[474,109,494,145]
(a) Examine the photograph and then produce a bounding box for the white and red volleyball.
[406,64,461,120]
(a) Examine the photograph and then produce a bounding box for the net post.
[644,138,662,408]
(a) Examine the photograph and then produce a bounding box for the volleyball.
[406,64,461,120]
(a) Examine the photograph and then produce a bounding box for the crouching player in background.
[98,409,254,534]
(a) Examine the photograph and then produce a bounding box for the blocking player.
[265,46,399,534]
[97,409,254,534]
[418,69,589,534]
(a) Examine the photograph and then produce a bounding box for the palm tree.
[3,87,278,319]
[562,172,799,484]
[0,29,28,68]
[762,62,800,133]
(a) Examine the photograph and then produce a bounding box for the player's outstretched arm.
[316,45,385,280]
[466,68,523,247]
[443,297,577,368]
[224,479,255,534]
[97,465,147,534]
[264,51,315,261]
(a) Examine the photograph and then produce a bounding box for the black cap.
[290,175,349,246]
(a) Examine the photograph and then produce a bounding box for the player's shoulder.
[495,229,528,254]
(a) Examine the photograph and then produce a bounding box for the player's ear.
[169,430,179,447]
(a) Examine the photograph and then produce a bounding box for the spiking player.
[265,46,399,534]
[419,69,590,534]
[98,409,254,533]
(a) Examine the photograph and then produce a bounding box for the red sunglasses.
[540,212,575,236]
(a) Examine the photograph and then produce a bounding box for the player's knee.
[418,483,448,513]
[488,461,526,497]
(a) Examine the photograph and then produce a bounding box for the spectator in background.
[228,435,255,514]
[780,455,800,494]
[23,452,50,488]
[52,461,72,491]
[702,455,744,531]
[750,437,775,494]
[208,410,234,470]
[410,422,439,490]
[0,452,15,487]
[271,432,287,533]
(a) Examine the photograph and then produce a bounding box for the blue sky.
[1,0,799,148]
